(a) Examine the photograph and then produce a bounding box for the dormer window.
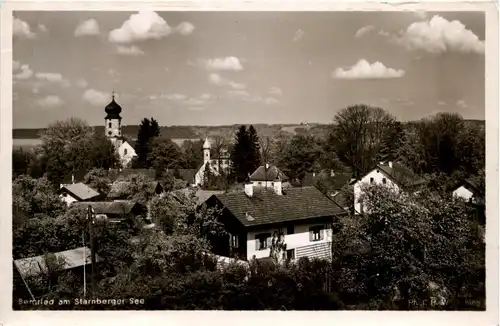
[108,122,112,128]
[382,178,387,184]
[370,177,374,184]
[124,149,128,155]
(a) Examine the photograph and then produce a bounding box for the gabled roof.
[362,162,426,189]
[250,165,289,182]
[302,171,352,190]
[208,186,347,227]
[451,177,484,197]
[172,187,225,205]
[108,181,162,199]
[71,201,141,215]
[58,182,100,201]
[14,247,103,278]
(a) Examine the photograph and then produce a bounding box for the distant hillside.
[12,120,484,142]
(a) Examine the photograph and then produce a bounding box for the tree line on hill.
[12,104,485,310]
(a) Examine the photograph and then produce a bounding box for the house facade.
[203,182,347,262]
[451,178,483,203]
[192,138,232,186]
[353,161,427,215]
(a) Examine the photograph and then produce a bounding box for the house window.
[286,249,295,261]
[108,122,112,128]
[231,234,239,248]
[382,178,387,184]
[370,177,374,184]
[258,182,262,186]
[271,182,274,186]
[309,226,324,242]
[286,224,294,235]
[255,233,271,250]
[124,149,128,155]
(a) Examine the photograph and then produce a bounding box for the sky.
[12,11,485,128]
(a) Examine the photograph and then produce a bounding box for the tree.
[269,230,287,264]
[39,118,95,185]
[247,125,262,173]
[276,134,325,183]
[230,125,251,182]
[83,168,112,196]
[259,136,273,165]
[328,105,397,178]
[181,140,203,169]
[114,173,159,205]
[88,132,120,170]
[148,136,185,172]
[134,118,161,168]
[12,148,33,178]
[12,175,66,222]
[331,184,485,310]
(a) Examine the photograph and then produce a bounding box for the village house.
[58,182,102,206]
[353,161,427,215]
[451,177,484,203]
[249,164,291,188]
[71,201,147,226]
[203,180,348,262]
[107,180,163,201]
[302,170,353,196]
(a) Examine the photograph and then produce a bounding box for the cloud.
[75,19,100,37]
[14,64,34,80]
[32,85,40,94]
[116,45,145,56]
[109,11,173,44]
[355,25,374,38]
[333,60,405,79]
[162,93,187,101]
[379,30,390,37]
[184,98,206,106]
[176,22,195,35]
[38,24,48,33]
[75,79,88,88]
[203,56,244,71]
[200,93,215,100]
[456,100,468,109]
[83,89,110,106]
[438,101,447,106]
[414,11,428,20]
[208,73,247,89]
[13,18,35,39]
[35,72,71,87]
[264,97,279,105]
[395,15,484,54]
[292,28,305,42]
[37,95,63,108]
[227,90,250,98]
[268,87,282,96]
[13,60,21,71]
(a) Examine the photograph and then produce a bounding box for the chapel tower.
[104,92,123,147]
[203,137,211,164]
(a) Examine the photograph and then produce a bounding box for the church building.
[104,94,137,167]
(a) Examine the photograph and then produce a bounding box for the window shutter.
[309,229,313,241]
[255,237,260,250]
[320,228,325,240]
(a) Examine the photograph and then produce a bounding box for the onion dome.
[105,94,122,119]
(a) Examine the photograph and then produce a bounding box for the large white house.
[353,161,427,214]
[249,164,291,189]
[203,181,347,262]
[104,94,137,167]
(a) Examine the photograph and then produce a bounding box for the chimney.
[388,161,393,168]
[265,163,269,170]
[244,183,254,197]
[330,169,335,177]
[71,174,75,184]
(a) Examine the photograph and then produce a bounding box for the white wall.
[118,141,137,167]
[453,186,474,201]
[59,192,78,206]
[195,161,224,185]
[246,222,333,260]
[353,168,399,214]
[105,118,121,139]
[251,181,291,188]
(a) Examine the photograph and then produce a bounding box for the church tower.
[203,137,211,164]
[104,92,123,147]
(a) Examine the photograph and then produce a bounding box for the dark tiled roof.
[108,169,157,182]
[172,188,226,205]
[376,162,427,189]
[302,171,352,190]
[250,165,289,182]
[108,181,162,199]
[71,201,140,215]
[210,186,347,227]
[58,183,100,201]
